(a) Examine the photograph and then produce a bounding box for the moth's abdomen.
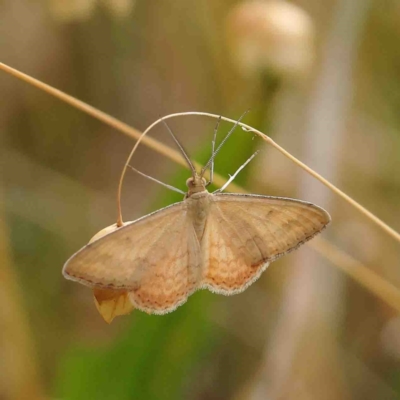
[186,191,212,241]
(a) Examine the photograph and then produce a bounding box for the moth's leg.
[127,165,185,195]
[214,150,261,193]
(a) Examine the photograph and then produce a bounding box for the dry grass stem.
[2,61,400,312]
[2,61,397,243]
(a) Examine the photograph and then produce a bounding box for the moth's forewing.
[200,193,330,294]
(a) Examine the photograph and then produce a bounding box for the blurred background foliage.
[1,0,400,399]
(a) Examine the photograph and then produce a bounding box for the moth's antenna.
[214,150,261,193]
[200,110,250,177]
[127,165,185,195]
[206,116,221,187]
[161,119,197,177]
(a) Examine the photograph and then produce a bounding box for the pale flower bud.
[225,0,315,77]
[48,0,96,22]
[49,0,134,22]
[93,288,135,323]
[101,0,135,18]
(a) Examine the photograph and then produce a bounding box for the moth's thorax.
[185,190,212,241]
[186,175,207,197]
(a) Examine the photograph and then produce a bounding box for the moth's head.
[186,174,207,196]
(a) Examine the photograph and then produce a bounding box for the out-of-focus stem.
[310,237,400,313]
[0,195,44,399]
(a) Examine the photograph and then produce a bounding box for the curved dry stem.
[116,114,251,225]
[309,237,400,313]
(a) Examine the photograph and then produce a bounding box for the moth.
[63,116,330,317]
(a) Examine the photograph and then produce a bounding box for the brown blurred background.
[1,0,400,399]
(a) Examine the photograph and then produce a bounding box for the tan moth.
[63,115,330,319]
